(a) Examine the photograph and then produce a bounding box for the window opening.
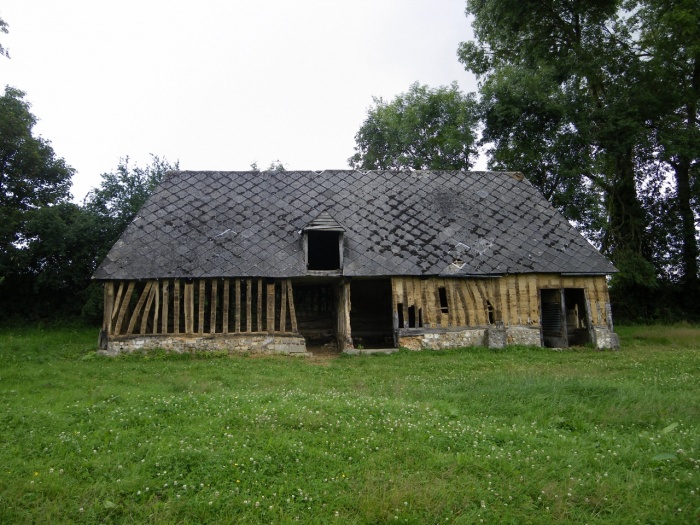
[486,300,495,324]
[407,305,416,328]
[307,231,341,270]
[438,287,449,313]
[397,303,404,328]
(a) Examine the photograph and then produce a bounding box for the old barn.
[93,170,618,355]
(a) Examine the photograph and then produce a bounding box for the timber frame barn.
[93,170,619,355]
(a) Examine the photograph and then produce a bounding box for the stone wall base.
[591,327,620,350]
[399,326,544,350]
[103,333,309,356]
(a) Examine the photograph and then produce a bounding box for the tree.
[0,15,9,58]
[458,0,654,277]
[0,86,73,278]
[349,82,479,171]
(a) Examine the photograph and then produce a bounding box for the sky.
[1,1,480,201]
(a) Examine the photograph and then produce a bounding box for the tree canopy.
[349,82,479,171]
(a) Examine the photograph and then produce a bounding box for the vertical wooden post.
[198,280,205,334]
[286,280,297,332]
[390,278,399,344]
[103,282,115,335]
[210,280,218,334]
[140,282,157,334]
[128,281,152,335]
[184,281,194,333]
[222,279,230,334]
[161,281,169,334]
[266,282,275,333]
[153,280,160,334]
[235,279,241,333]
[246,279,252,332]
[280,279,287,332]
[114,281,136,335]
[257,278,263,332]
[173,280,181,334]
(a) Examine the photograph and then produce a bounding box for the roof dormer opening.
[307,231,342,270]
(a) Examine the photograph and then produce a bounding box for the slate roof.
[93,170,616,280]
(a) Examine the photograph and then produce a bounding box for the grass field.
[0,324,698,524]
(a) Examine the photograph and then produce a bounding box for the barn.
[93,170,619,355]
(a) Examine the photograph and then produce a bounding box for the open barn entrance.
[540,288,591,348]
[293,282,337,352]
[350,279,394,348]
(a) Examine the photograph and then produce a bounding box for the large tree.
[0,87,73,278]
[459,0,654,279]
[349,82,479,171]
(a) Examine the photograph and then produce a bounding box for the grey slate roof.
[93,170,616,280]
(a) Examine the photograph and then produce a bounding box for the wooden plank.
[266,282,275,333]
[234,279,241,333]
[114,281,136,335]
[280,279,287,332]
[222,279,230,334]
[153,280,160,334]
[446,279,458,326]
[257,279,263,332]
[527,275,538,325]
[184,282,194,334]
[161,281,169,334]
[111,281,126,323]
[198,280,205,334]
[457,280,472,326]
[173,280,181,334]
[140,281,157,334]
[210,280,218,334]
[246,279,252,332]
[419,279,431,327]
[127,281,152,335]
[287,280,298,332]
[395,278,405,309]
[507,277,518,326]
[103,282,115,334]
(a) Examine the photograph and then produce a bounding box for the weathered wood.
[127,281,153,335]
[266,283,275,333]
[184,282,194,334]
[103,282,115,334]
[246,279,252,333]
[198,280,205,334]
[161,281,169,334]
[222,279,230,334]
[173,280,181,334]
[235,279,241,333]
[210,280,218,334]
[456,280,471,326]
[280,279,287,332]
[140,281,157,334]
[447,280,458,326]
[114,281,136,335]
[420,279,431,327]
[153,280,160,334]
[257,279,263,332]
[112,281,125,322]
[287,280,298,332]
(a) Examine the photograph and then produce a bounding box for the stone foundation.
[591,327,620,350]
[399,326,546,350]
[103,333,309,356]
[506,326,543,346]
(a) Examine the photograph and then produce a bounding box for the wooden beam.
[266,282,275,333]
[161,281,169,334]
[234,279,241,333]
[153,280,160,334]
[286,280,297,332]
[140,281,157,334]
[222,279,230,334]
[246,279,252,333]
[127,281,153,335]
[184,281,194,334]
[114,281,135,335]
[173,280,181,334]
[112,281,125,322]
[257,279,263,332]
[280,279,287,332]
[198,280,205,334]
[210,280,218,334]
[103,282,115,335]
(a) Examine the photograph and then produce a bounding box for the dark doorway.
[350,279,394,348]
[293,283,337,349]
[540,288,590,348]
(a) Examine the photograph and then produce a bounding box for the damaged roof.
[93,170,616,280]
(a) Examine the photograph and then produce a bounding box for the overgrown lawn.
[0,325,698,523]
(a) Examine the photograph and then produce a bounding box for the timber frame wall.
[391,274,612,330]
[103,279,298,337]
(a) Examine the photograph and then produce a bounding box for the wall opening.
[293,283,336,347]
[438,287,449,313]
[486,300,495,324]
[307,231,341,270]
[350,279,394,348]
[540,288,590,347]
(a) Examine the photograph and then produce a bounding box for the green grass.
[0,325,698,524]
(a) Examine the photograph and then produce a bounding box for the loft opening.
[307,231,341,270]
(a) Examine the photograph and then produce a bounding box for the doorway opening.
[350,279,394,348]
[293,282,337,351]
[540,288,591,348]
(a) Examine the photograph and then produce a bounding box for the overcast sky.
[1,1,479,201]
